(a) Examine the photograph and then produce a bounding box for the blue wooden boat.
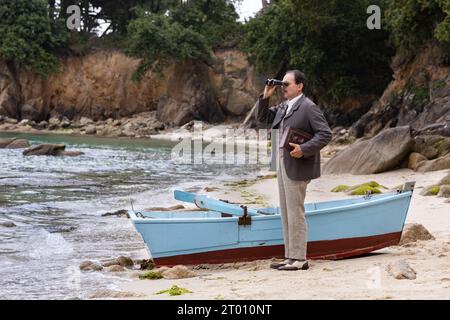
[129,182,415,266]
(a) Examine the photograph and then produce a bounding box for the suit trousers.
[277,148,310,260]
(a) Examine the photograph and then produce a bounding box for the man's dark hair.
[286,70,307,90]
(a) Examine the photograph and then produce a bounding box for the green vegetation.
[125,13,212,81]
[332,181,388,195]
[426,185,441,195]
[433,79,446,89]
[139,271,163,280]
[156,285,192,296]
[331,185,351,192]
[0,0,448,110]
[384,0,450,54]
[0,0,68,79]
[406,84,430,104]
[241,0,395,104]
[350,185,382,195]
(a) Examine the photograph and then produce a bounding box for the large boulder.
[415,153,450,172]
[407,152,427,170]
[0,138,30,149]
[324,126,414,174]
[23,144,66,156]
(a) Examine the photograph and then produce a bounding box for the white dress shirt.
[284,93,303,118]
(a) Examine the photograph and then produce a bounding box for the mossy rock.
[420,185,440,196]
[139,271,163,280]
[347,181,387,193]
[434,138,450,157]
[349,185,382,195]
[331,185,350,192]
[156,285,192,296]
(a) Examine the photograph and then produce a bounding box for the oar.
[174,190,261,216]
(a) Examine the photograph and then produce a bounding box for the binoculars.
[266,79,287,87]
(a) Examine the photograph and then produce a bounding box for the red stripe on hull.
[153,231,402,266]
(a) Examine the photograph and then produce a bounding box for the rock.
[79,261,103,271]
[101,209,129,218]
[387,260,417,280]
[415,153,450,172]
[23,144,66,156]
[0,138,30,149]
[7,139,30,149]
[421,146,439,160]
[161,265,197,279]
[4,117,18,124]
[80,117,94,126]
[437,185,450,198]
[85,125,97,135]
[438,172,450,185]
[324,126,414,174]
[49,117,60,127]
[399,223,435,245]
[408,152,428,170]
[154,266,170,274]
[0,221,16,228]
[139,259,155,270]
[60,117,71,128]
[37,121,48,129]
[116,256,134,268]
[420,185,441,196]
[107,265,125,272]
[102,260,119,268]
[19,119,31,126]
[0,138,14,148]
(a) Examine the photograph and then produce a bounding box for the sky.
[237,0,263,21]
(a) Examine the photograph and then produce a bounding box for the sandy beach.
[116,164,450,300]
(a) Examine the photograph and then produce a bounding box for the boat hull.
[130,191,413,266]
[152,231,402,266]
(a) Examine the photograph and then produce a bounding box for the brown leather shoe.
[270,258,293,269]
[278,260,309,271]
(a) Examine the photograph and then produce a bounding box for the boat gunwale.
[129,191,412,223]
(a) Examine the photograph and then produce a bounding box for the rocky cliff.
[0,48,264,127]
[351,41,450,138]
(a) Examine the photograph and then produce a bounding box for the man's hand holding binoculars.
[263,79,286,99]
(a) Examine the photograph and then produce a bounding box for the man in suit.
[255,70,332,271]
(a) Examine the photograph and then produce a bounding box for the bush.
[241,0,394,104]
[125,13,212,81]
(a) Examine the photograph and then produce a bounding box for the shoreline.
[0,121,272,146]
[113,167,450,300]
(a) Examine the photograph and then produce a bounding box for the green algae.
[156,285,192,296]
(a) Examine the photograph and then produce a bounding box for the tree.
[242,0,394,104]
[125,12,211,81]
[169,0,242,47]
[0,0,68,118]
[384,0,450,54]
